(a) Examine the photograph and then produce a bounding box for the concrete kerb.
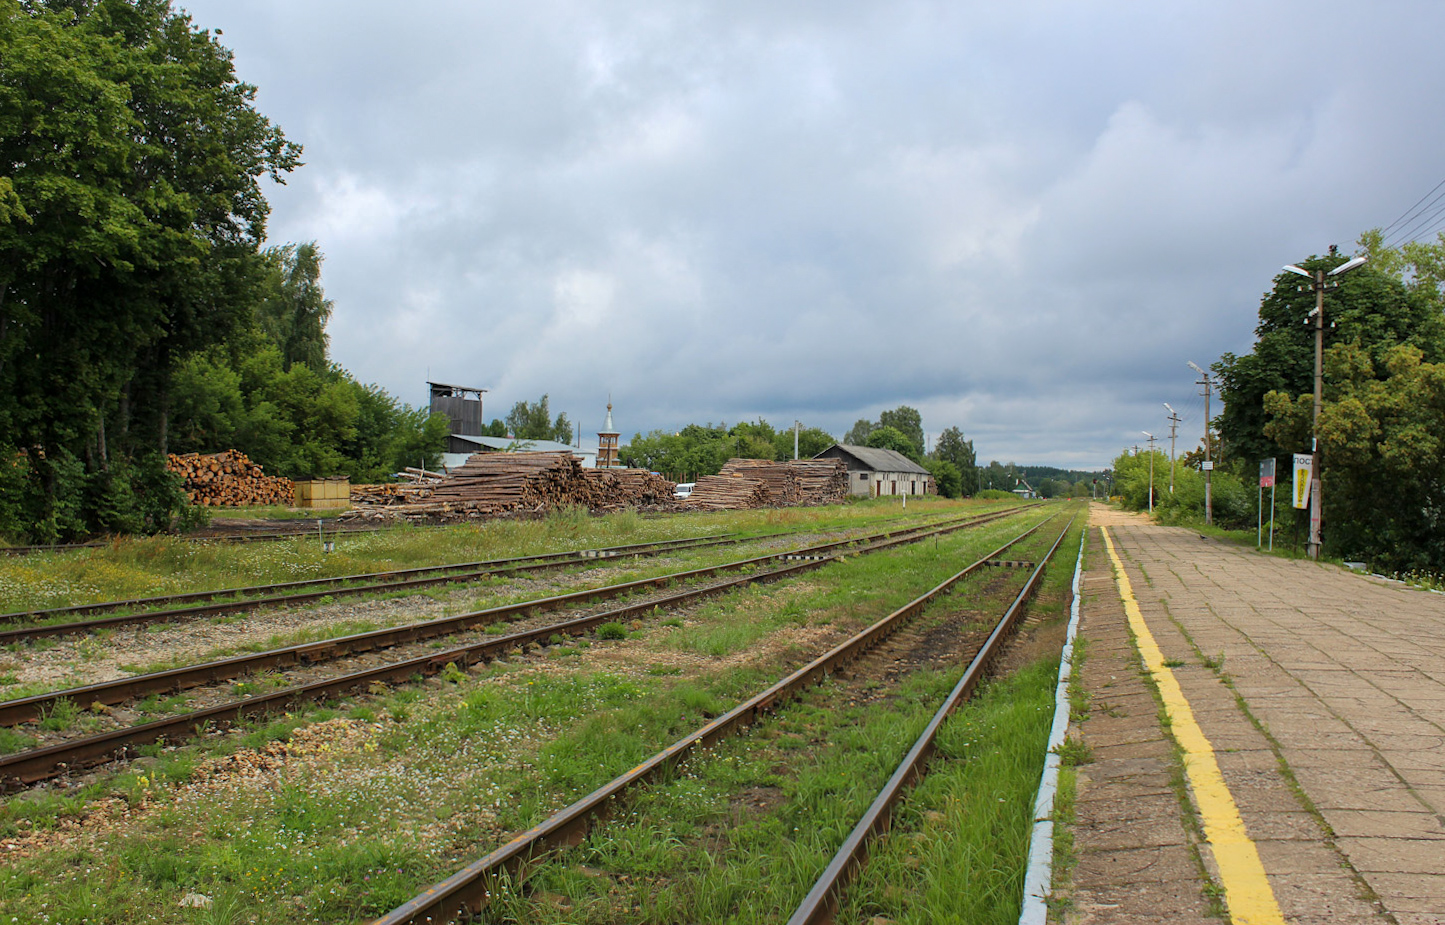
[1018,523,1086,925]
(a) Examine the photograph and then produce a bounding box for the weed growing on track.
[0,500,1046,923]
[0,498,985,613]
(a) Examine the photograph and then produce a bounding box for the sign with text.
[1201,460,1214,471]
[1292,453,1313,509]
[1259,458,1275,488]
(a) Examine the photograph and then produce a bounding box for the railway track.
[368,513,1072,925]
[786,517,1076,924]
[0,522,393,556]
[0,507,1031,789]
[0,532,751,641]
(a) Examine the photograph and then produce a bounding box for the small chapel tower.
[597,400,620,469]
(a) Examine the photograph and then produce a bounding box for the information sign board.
[1292,453,1313,509]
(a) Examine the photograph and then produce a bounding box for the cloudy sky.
[181,1,1445,469]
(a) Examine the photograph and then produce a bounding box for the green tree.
[864,425,921,463]
[932,426,977,495]
[1217,247,1440,466]
[923,457,960,498]
[1264,340,1445,570]
[843,418,875,445]
[256,242,333,372]
[505,395,572,443]
[0,0,300,537]
[771,425,836,460]
[877,406,924,457]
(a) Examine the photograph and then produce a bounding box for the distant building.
[597,401,620,469]
[428,382,487,446]
[813,444,934,497]
[440,435,596,472]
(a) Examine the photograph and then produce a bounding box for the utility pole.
[1283,250,1367,560]
[1188,361,1213,525]
[1163,402,1180,493]
[1142,432,1157,513]
[793,420,801,460]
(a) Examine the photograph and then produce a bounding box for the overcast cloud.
[178,1,1445,468]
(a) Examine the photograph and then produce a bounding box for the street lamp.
[1142,431,1157,514]
[1163,402,1180,493]
[1282,254,1367,560]
[1187,361,1214,524]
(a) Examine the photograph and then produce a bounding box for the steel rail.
[0,533,743,632]
[368,515,1059,925]
[785,516,1077,925]
[0,523,392,557]
[0,509,1019,728]
[0,508,1033,789]
[2,509,971,631]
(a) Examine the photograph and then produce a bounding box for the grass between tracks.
[0,503,1006,708]
[0,501,1064,924]
[0,499,976,614]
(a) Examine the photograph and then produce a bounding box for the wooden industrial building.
[429,382,488,453]
[813,444,935,497]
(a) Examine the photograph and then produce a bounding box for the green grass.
[0,500,997,614]
[0,499,1050,924]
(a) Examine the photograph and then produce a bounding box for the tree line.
[622,406,986,498]
[0,1,450,541]
[1113,232,1445,574]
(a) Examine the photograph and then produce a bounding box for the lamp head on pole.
[1283,264,1313,279]
[1329,255,1367,276]
[1187,361,1205,376]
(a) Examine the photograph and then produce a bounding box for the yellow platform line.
[1100,526,1286,925]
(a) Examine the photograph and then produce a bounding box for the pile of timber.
[583,468,679,511]
[342,452,680,523]
[685,474,767,510]
[785,458,849,505]
[349,484,406,505]
[426,452,589,513]
[167,451,293,507]
[717,458,794,504]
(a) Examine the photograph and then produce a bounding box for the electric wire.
[1380,175,1445,241]
[1383,195,1445,248]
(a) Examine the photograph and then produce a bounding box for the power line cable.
[1381,176,1445,238]
[1384,196,1445,248]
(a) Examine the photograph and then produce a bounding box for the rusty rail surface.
[0,509,1030,788]
[785,516,1077,925]
[0,535,762,643]
[0,533,743,625]
[0,523,393,557]
[368,515,1058,925]
[0,511,1012,728]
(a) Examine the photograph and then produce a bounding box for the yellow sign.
[1292,453,1313,509]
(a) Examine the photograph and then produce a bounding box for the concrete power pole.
[1142,431,1158,514]
[1283,251,1366,560]
[1163,403,1180,493]
[1189,362,1213,525]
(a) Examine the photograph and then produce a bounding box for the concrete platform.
[1061,504,1444,925]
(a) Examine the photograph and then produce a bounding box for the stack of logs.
[685,457,849,510]
[344,452,680,523]
[343,452,849,523]
[167,451,293,507]
[684,475,768,510]
[583,468,679,511]
[717,458,793,504]
[783,458,850,504]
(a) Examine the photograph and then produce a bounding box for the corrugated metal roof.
[449,434,594,455]
[816,444,930,475]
